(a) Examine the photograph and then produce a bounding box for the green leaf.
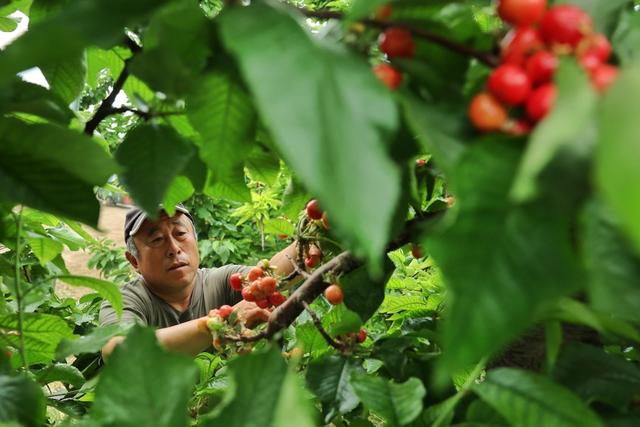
[341,259,393,323]
[612,9,640,65]
[0,374,46,427]
[0,16,18,31]
[511,60,597,202]
[553,343,640,410]
[0,79,73,124]
[0,313,74,365]
[245,145,280,186]
[186,71,256,182]
[323,304,362,338]
[551,298,640,342]
[219,3,401,271]
[35,363,84,388]
[0,0,168,85]
[473,368,604,427]
[56,275,122,318]
[295,322,331,356]
[306,355,362,422]
[129,1,209,95]
[564,0,629,36]
[349,0,388,20]
[27,236,63,266]
[426,141,582,370]
[350,374,426,426]
[91,326,197,427]
[162,176,195,213]
[263,218,295,236]
[39,52,87,104]
[115,124,195,214]
[203,166,250,203]
[596,63,640,254]
[202,346,316,427]
[401,96,466,178]
[581,200,640,323]
[56,324,131,359]
[0,118,118,226]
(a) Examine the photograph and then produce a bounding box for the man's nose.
[166,235,182,257]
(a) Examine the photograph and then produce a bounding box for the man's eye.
[151,237,163,244]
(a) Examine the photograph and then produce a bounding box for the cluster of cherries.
[229,263,287,309]
[371,5,413,90]
[469,0,618,134]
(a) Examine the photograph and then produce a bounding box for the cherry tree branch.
[228,211,444,343]
[296,8,499,67]
[84,37,142,136]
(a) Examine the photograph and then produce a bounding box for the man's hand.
[233,300,271,328]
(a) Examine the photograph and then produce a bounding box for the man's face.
[128,212,200,292]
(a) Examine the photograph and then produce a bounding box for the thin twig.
[14,208,27,370]
[285,254,310,279]
[302,301,344,351]
[84,37,142,135]
[297,8,499,67]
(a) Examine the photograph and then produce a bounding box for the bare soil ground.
[56,205,129,299]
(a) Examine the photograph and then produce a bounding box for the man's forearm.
[102,318,211,360]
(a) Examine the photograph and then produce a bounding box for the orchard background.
[2,0,640,425]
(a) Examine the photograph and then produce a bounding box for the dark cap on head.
[124,204,194,242]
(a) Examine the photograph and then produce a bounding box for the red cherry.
[304,255,320,269]
[578,33,612,63]
[249,280,263,300]
[590,64,618,93]
[356,329,367,343]
[259,276,277,295]
[373,63,403,90]
[229,273,243,291]
[321,212,330,230]
[241,287,255,302]
[411,243,423,259]
[278,233,288,240]
[468,92,508,132]
[579,52,601,74]
[218,305,234,319]
[268,291,286,307]
[497,0,547,27]
[526,84,556,122]
[501,27,544,66]
[256,299,270,309]
[526,51,558,85]
[379,27,415,58]
[324,284,344,305]
[306,199,323,220]
[247,266,264,282]
[415,159,426,167]
[375,4,392,20]
[488,64,532,105]
[540,5,593,48]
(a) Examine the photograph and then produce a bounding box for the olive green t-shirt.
[99,265,247,328]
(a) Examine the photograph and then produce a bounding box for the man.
[99,204,301,359]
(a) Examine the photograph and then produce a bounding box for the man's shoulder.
[119,276,151,300]
[198,265,250,286]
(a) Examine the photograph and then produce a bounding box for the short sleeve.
[98,283,149,327]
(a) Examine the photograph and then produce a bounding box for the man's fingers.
[243,307,271,328]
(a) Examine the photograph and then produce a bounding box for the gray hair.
[126,235,139,259]
[125,222,198,260]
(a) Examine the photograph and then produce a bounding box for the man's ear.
[125,252,140,272]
